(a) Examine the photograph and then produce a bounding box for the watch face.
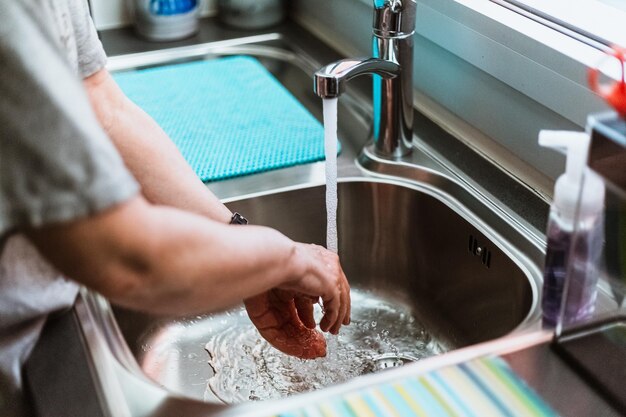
[230,212,249,225]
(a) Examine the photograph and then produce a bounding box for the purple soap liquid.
[542,214,602,327]
[542,219,570,327]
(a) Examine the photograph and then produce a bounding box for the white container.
[132,0,199,41]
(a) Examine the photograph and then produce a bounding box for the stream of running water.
[323,98,338,253]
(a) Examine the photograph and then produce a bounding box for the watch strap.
[229,212,248,225]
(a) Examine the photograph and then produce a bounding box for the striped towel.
[275,356,558,417]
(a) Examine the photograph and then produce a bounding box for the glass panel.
[553,143,626,412]
[557,174,622,332]
[556,121,626,334]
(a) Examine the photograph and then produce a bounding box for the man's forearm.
[26,197,299,315]
[25,196,349,329]
[84,69,232,223]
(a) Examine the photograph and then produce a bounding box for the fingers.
[318,250,339,333]
[333,277,350,333]
[284,243,351,335]
[329,272,350,334]
[319,293,340,333]
[295,296,317,329]
[319,250,350,334]
[344,282,351,325]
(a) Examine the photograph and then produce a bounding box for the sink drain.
[372,353,418,371]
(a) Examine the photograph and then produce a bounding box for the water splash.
[205,289,443,403]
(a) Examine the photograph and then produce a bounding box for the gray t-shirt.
[0,2,139,416]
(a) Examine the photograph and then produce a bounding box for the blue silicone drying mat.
[113,56,331,182]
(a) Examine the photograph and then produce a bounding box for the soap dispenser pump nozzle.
[539,130,592,225]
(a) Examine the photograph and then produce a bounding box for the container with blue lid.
[131,0,199,41]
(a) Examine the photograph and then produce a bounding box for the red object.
[589,46,626,117]
[245,289,327,359]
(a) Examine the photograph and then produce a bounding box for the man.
[0,2,351,416]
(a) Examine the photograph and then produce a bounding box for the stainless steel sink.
[225,179,536,347]
[24,25,547,417]
[107,177,541,406]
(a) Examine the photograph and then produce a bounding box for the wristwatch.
[229,212,248,225]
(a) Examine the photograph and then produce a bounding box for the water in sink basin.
[204,288,443,403]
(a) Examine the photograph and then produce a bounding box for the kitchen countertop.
[24,16,619,417]
[504,338,620,416]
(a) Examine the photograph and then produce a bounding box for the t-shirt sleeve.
[0,3,140,233]
[70,0,108,78]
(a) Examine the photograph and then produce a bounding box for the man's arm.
[79,68,350,335]
[25,196,350,331]
[83,69,232,223]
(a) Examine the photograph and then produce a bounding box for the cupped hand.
[244,243,351,359]
[291,243,351,333]
[244,290,326,359]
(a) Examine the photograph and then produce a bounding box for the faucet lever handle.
[373,0,402,9]
[387,0,403,12]
[373,0,416,38]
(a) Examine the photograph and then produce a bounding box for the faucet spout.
[313,0,416,158]
[314,58,401,99]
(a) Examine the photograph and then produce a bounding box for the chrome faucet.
[314,0,416,158]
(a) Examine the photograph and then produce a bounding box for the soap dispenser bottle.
[539,130,605,327]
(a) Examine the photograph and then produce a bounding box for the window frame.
[409,0,615,126]
[492,0,626,49]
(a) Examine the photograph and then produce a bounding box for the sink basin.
[108,177,540,405]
